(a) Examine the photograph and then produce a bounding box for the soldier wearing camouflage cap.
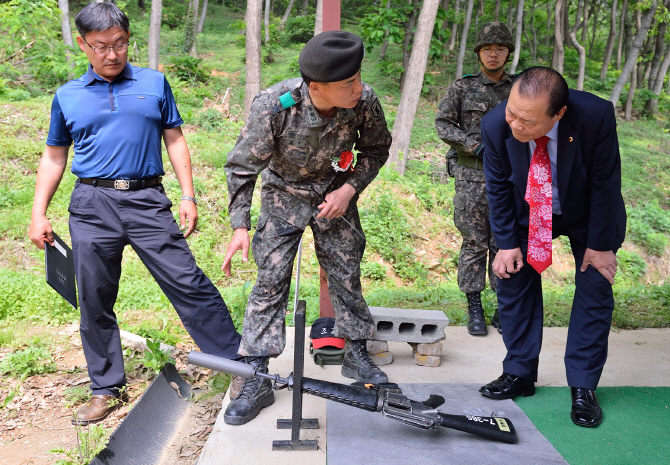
[221,31,392,425]
[435,22,515,336]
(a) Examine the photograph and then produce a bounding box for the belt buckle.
[114,180,130,190]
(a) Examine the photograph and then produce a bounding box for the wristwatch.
[180,195,197,204]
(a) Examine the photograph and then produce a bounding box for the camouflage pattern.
[225,78,391,231]
[225,78,391,356]
[239,210,374,356]
[435,71,513,293]
[474,22,515,53]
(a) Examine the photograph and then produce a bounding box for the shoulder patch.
[369,96,383,120]
[279,92,297,110]
[462,74,476,78]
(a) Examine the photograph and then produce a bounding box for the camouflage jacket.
[435,71,513,159]
[225,78,391,230]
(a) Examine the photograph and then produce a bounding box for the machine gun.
[187,351,517,444]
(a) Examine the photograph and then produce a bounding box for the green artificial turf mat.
[515,386,670,465]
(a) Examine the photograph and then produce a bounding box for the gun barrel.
[187,351,257,379]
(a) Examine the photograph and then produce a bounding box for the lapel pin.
[569,137,573,142]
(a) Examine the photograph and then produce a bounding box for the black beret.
[299,31,364,83]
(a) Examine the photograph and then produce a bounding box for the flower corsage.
[332,150,355,172]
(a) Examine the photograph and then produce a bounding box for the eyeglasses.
[82,37,129,56]
[481,47,509,56]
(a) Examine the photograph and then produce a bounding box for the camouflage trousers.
[453,164,498,294]
[238,206,375,357]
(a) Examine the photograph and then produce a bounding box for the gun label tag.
[494,417,510,432]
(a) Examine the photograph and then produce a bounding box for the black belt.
[79,177,162,190]
[457,154,484,170]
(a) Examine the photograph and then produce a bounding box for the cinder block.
[367,340,389,354]
[408,342,418,354]
[369,307,449,344]
[371,352,393,366]
[415,354,441,367]
[416,342,443,356]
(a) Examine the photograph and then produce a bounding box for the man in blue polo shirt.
[28,2,241,425]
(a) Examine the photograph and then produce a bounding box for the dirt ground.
[0,327,227,465]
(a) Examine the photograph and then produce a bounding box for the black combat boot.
[223,356,275,425]
[466,292,487,336]
[491,308,502,334]
[341,339,389,384]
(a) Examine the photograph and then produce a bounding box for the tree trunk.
[148,0,162,70]
[506,0,515,30]
[302,0,309,15]
[494,0,501,21]
[387,0,440,175]
[600,0,618,79]
[314,0,322,35]
[448,0,460,51]
[644,44,670,114]
[455,0,475,79]
[57,0,75,74]
[648,7,668,85]
[280,0,296,28]
[552,0,565,73]
[182,0,198,55]
[588,0,601,57]
[528,0,538,62]
[196,0,208,34]
[610,0,657,106]
[246,0,263,120]
[400,0,420,92]
[569,0,586,90]
[509,0,525,74]
[265,0,271,44]
[581,0,590,44]
[562,0,570,46]
[616,0,628,70]
[625,62,637,121]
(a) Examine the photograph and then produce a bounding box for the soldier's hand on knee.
[317,184,356,219]
[222,228,250,277]
[493,248,524,279]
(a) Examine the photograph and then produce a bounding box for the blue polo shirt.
[46,63,183,179]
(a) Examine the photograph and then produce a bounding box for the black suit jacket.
[482,90,626,252]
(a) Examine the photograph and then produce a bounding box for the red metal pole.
[322,0,341,32]
[319,0,341,319]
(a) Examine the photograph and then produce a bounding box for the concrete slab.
[197,326,670,465]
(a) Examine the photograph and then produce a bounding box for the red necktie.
[525,136,552,274]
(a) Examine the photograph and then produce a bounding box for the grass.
[0,2,667,352]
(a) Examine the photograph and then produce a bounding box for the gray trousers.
[68,180,241,396]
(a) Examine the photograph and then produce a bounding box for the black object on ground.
[90,363,191,465]
[273,300,319,451]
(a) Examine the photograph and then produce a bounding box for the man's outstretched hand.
[581,248,617,285]
[222,228,250,277]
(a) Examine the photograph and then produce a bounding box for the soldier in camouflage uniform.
[221,31,392,425]
[435,22,515,336]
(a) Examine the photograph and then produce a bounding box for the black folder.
[45,232,77,309]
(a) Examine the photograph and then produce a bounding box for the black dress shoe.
[479,373,535,399]
[570,387,603,427]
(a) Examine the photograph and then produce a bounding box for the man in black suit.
[479,67,626,427]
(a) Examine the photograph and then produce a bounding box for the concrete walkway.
[197,326,670,464]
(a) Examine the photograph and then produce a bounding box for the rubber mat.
[326,383,567,465]
[90,363,192,465]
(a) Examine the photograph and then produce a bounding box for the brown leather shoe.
[72,395,125,426]
[229,375,244,400]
